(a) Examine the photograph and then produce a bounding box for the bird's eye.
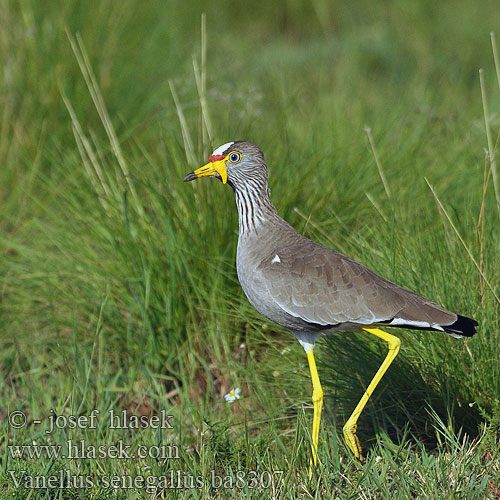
[228,152,241,163]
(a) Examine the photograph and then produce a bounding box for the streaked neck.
[233,180,279,236]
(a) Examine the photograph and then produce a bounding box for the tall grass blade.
[479,68,500,220]
[193,54,214,156]
[425,177,500,305]
[364,126,391,201]
[169,80,196,167]
[61,90,112,214]
[200,13,214,153]
[490,32,500,92]
[66,30,144,217]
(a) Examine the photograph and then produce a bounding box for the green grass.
[1,0,500,498]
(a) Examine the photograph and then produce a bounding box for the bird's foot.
[343,423,365,462]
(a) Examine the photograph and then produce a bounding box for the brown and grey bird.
[183,141,477,470]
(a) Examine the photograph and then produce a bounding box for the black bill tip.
[183,172,198,182]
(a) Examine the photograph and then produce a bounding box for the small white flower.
[224,388,241,403]
[240,343,246,349]
[280,347,291,355]
[375,455,382,463]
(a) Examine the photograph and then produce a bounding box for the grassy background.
[1,0,500,498]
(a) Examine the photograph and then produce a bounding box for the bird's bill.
[183,158,227,184]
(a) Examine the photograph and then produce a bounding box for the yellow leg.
[306,349,323,478]
[343,327,401,461]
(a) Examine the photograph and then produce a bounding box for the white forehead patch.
[212,142,235,156]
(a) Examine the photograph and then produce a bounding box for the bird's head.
[183,141,267,190]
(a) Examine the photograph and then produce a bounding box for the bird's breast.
[235,232,315,332]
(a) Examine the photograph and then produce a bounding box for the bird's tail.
[378,314,478,338]
[441,314,478,337]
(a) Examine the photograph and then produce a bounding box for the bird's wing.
[256,236,455,328]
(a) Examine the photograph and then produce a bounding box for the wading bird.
[183,141,477,471]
